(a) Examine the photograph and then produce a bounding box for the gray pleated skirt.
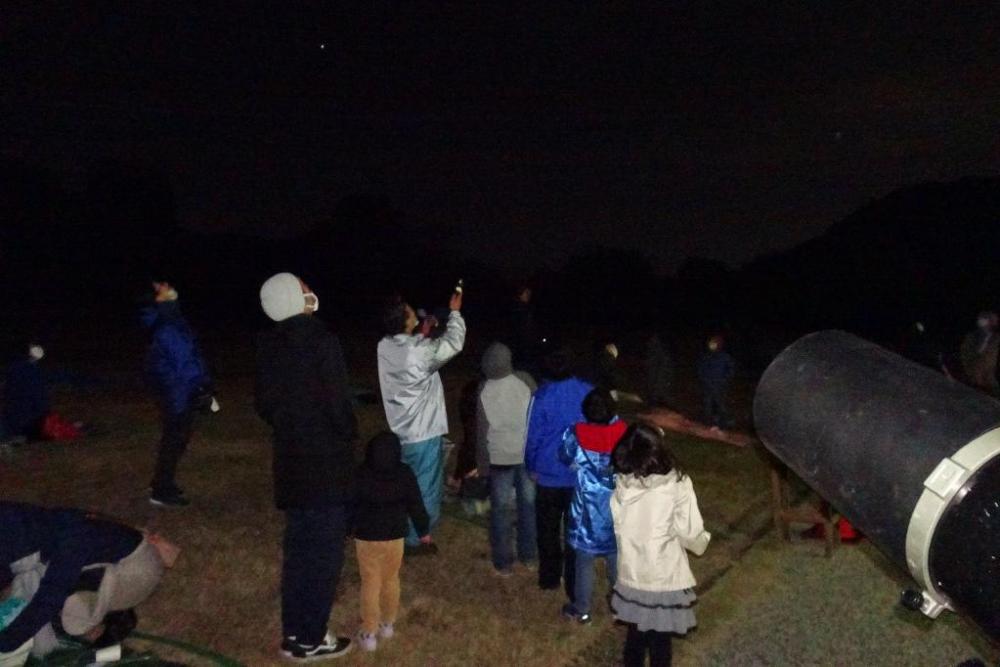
[611,583,697,634]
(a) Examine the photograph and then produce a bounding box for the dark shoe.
[403,543,439,557]
[561,603,579,620]
[281,634,352,662]
[539,580,560,591]
[149,492,190,508]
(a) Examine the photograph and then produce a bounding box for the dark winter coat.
[0,502,142,653]
[140,302,211,415]
[255,314,358,510]
[352,432,430,541]
[697,350,736,388]
[2,359,49,436]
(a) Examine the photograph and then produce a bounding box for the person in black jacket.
[351,432,430,652]
[0,502,173,658]
[255,272,358,662]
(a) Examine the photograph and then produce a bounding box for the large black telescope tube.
[754,330,1000,640]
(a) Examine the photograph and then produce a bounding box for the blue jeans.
[573,550,617,616]
[401,436,444,546]
[489,464,537,570]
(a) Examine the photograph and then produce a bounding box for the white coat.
[611,471,711,592]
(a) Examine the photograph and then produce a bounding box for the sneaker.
[355,631,377,652]
[560,603,579,620]
[377,623,394,640]
[493,567,514,578]
[280,633,352,662]
[577,613,592,625]
[517,561,539,573]
[149,492,190,508]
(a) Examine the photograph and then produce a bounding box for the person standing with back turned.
[255,272,358,662]
[377,285,466,555]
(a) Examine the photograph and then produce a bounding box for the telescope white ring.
[904,426,1000,613]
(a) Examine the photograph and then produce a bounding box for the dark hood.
[365,432,402,474]
[481,342,513,380]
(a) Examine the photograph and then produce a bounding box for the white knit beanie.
[260,272,306,322]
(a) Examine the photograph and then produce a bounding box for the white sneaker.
[377,622,395,640]
[355,631,377,652]
[280,633,352,662]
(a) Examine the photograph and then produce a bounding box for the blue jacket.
[524,376,593,488]
[2,359,49,436]
[559,419,627,554]
[140,302,211,415]
[0,502,142,652]
[697,350,735,387]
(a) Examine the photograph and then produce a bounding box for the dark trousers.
[624,624,672,666]
[151,408,195,496]
[282,506,347,645]
[702,383,732,429]
[535,485,575,600]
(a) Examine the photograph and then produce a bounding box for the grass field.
[2,336,996,666]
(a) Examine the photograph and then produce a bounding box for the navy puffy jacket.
[140,302,211,415]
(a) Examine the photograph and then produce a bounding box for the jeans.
[489,464,537,570]
[535,485,575,601]
[355,538,404,634]
[151,408,195,496]
[282,506,347,645]
[573,550,617,615]
[401,437,444,546]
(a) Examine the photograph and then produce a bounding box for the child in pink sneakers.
[352,432,431,651]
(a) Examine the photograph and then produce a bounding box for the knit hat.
[260,273,306,322]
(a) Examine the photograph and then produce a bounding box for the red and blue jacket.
[559,418,628,555]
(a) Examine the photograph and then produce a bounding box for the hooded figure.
[353,432,430,542]
[477,342,536,471]
[351,432,430,650]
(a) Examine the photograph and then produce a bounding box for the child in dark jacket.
[353,432,431,652]
[558,388,627,624]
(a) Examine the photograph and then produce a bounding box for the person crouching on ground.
[377,288,466,556]
[352,432,431,652]
[610,424,711,667]
[0,501,177,659]
[255,272,358,662]
[140,279,213,508]
[478,342,537,576]
[558,388,627,624]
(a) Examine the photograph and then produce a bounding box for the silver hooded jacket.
[377,311,466,444]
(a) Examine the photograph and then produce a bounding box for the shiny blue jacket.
[524,376,593,488]
[140,302,211,415]
[559,419,628,554]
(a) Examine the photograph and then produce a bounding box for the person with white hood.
[477,341,537,576]
[377,288,465,555]
[255,272,357,662]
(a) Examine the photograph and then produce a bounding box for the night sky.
[4,4,999,273]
